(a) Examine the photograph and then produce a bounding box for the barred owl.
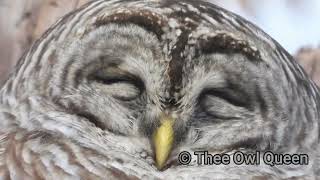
[0,0,319,179]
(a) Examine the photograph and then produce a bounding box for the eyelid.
[92,67,141,84]
[199,89,252,121]
[107,83,141,101]
[90,67,145,100]
[93,73,137,85]
[200,88,251,109]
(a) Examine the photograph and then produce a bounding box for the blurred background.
[0,0,320,85]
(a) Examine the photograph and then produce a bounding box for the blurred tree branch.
[295,47,320,85]
[0,0,91,84]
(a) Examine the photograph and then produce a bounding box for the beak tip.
[156,164,163,171]
[155,161,166,171]
[155,156,165,170]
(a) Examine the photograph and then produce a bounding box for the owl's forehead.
[89,0,269,49]
[76,0,271,55]
[35,0,296,102]
[76,0,266,95]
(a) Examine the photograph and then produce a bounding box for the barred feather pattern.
[0,0,320,179]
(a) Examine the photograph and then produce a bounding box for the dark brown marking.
[93,10,166,40]
[166,11,199,104]
[168,30,189,99]
[198,33,262,61]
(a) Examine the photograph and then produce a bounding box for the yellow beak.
[153,114,175,170]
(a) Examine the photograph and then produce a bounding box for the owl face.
[4,0,319,176]
[55,24,270,141]
[48,10,311,169]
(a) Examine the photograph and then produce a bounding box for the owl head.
[2,0,319,176]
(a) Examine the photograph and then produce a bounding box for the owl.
[0,0,319,179]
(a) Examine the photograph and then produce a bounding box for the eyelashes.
[201,88,251,108]
[199,87,252,120]
[90,67,145,100]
